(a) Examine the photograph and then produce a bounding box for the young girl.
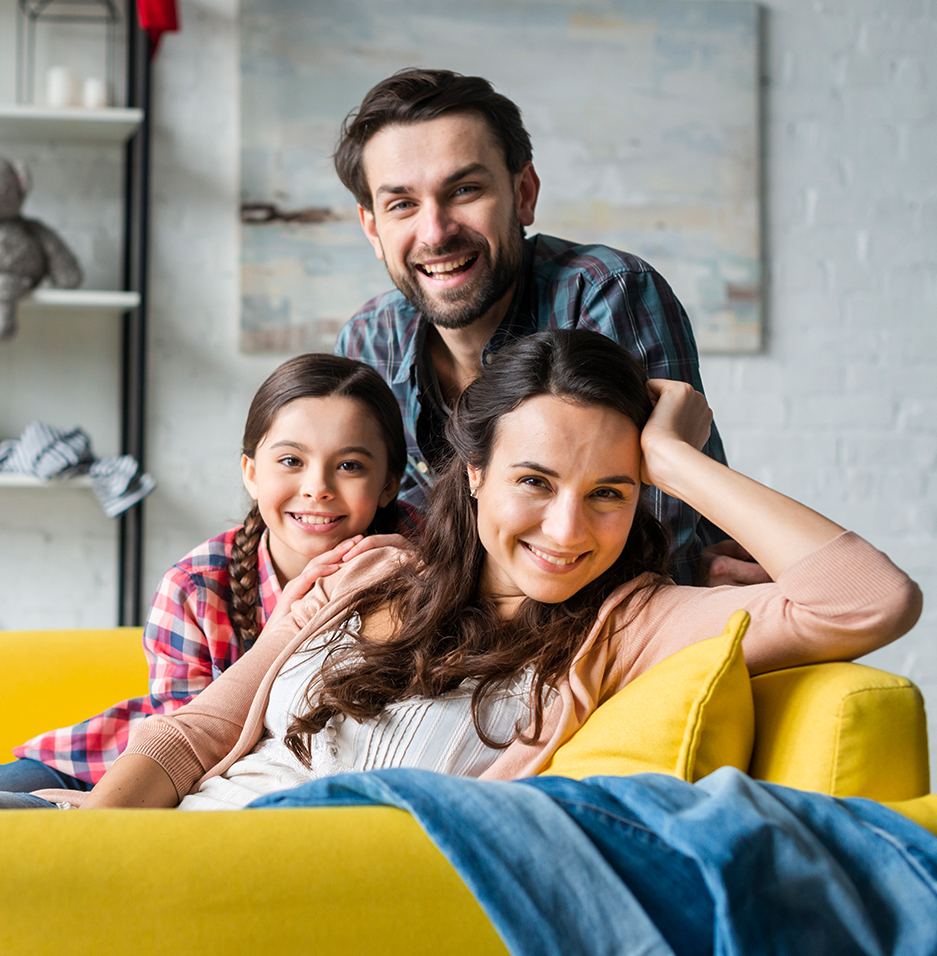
[7,330,920,812]
[0,354,408,794]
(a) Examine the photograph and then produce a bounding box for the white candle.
[46,66,78,108]
[82,77,108,109]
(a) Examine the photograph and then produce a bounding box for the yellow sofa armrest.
[0,805,508,956]
[0,628,148,759]
[749,662,930,800]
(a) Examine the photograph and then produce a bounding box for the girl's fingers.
[342,533,408,561]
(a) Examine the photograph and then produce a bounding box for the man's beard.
[386,225,524,331]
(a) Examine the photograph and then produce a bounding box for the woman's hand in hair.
[639,379,713,490]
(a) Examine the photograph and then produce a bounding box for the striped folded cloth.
[0,421,155,517]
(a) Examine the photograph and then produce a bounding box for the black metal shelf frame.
[117,5,150,626]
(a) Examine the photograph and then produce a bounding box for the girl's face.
[242,395,399,585]
[467,394,642,619]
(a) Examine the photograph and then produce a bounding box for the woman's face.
[468,394,642,618]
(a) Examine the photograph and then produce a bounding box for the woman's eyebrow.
[510,461,637,485]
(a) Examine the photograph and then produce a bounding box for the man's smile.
[415,253,479,279]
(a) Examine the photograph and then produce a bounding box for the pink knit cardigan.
[46,532,921,806]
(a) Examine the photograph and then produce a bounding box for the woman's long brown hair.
[284,330,672,764]
[227,354,406,648]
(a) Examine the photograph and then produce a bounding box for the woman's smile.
[521,541,590,571]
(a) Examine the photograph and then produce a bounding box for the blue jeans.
[0,758,92,793]
[0,790,59,809]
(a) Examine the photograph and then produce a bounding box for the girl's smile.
[241,395,398,585]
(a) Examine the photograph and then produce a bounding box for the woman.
[25,330,921,811]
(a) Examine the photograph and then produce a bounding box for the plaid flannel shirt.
[14,527,281,784]
[336,234,727,585]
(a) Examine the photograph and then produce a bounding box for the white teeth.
[527,544,579,566]
[294,514,338,525]
[421,255,472,275]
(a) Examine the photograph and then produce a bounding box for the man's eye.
[453,185,479,199]
[387,200,415,213]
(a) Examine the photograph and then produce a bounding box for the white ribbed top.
[179,618,544,811]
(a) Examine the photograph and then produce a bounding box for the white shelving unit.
[19,288,141,315]
[1,75,151,623]
[0,473,94,488]
[0,105,143,144]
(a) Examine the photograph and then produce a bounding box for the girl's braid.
[227,503,266,648]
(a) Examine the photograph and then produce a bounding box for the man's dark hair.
[334,68,534,210]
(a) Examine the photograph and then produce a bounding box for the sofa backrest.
[749,662,931,800]
[0,628,147,759]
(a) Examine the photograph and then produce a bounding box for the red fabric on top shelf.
[136,0,179,54]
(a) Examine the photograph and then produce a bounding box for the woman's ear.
[241,454,259,500]
[466,463,483,495]
[378,473,401,508]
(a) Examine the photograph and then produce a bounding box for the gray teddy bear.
[0,156,82,340]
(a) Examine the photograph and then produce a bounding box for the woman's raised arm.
[640,379,846,583]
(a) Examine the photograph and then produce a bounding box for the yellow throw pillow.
[542,609,753,781]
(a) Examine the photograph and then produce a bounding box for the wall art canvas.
[240,0,761,354]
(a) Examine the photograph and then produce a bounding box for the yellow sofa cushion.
[882,795,937,837]
[0,628,148,759]
[749,663,931,801]
[542,609,753,781]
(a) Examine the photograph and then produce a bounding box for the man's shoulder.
[336,287,421,360]
[529,233,658,285]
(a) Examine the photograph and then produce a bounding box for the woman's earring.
[469,486,477,499]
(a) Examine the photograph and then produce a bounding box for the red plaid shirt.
[14,527,281,784]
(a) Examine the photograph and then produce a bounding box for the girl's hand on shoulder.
[340,533,412,563]
[640,379,713,489]
[267,536,366,629]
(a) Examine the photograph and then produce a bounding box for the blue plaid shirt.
[336,234,727,584]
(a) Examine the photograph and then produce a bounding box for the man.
[334,68,763,587]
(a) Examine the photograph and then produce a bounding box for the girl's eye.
[338,460,364,472]
[278,456,302,468]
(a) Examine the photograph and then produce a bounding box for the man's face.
[358,113,539,331]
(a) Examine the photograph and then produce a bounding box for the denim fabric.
[251,767,937,956]
[0,790,59,809]
[254,772,676,956]
[0,758,91,792]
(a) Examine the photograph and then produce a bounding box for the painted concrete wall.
[1,0,935,772]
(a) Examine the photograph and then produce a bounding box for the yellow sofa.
[0,623,931,956]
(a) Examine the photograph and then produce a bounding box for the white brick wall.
[2,0,935,778]
[699,0,937,778]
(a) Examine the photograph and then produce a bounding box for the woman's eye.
[519,475,548,490]
[592,487,625,501]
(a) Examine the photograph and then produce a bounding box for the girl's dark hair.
[228,354,406,648]
[335,68,533,211]
[285,330,671,764]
